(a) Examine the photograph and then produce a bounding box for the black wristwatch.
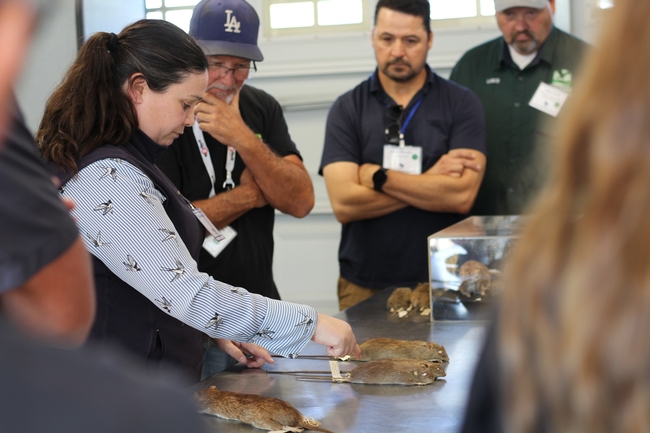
[373,168,388,192]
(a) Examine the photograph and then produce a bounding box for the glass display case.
[427,215,523,320]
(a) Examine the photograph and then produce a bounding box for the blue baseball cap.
[190,0,264,62]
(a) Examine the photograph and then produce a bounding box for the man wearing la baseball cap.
[156,0,315,380]
[190,0,263,62]
[449,0,590,217]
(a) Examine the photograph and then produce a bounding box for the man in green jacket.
[450,0,589,215]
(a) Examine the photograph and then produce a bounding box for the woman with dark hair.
[38,19,359,381]
[461,0,650,431]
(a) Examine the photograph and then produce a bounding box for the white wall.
[15,0,77,133]
[14,0,604,316]
[570,0,608,43]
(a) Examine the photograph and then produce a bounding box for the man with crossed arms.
[157,0,314,379]
[320,0,487,310]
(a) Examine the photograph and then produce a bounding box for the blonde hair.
[499,0,650,432]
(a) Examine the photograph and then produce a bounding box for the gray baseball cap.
[494,0,548,12]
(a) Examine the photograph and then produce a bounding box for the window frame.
[590,0,613,20]
[142,0,501,42]
[429,0,495,29]
[262,0,371,38]
[144,0,201,32]
[145,1,200,18]
[261,0,498,39]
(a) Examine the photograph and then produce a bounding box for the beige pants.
[337,276,382,311]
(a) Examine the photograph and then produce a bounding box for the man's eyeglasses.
[208,61,257,80]
[384,104,404,145]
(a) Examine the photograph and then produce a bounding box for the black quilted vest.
[50,130,205,382]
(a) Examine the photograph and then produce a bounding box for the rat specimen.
[341,358,445,385]
[458,260,491,298]
[386,287,412,317]
[358,337,449,362]
[278,358,446,386]
[410,282,431,314]
[193,386,335,433]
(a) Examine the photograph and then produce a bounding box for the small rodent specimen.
[386,287,412,317]
[341,358,446,385]
[410,282,431,315]
[358,337,449,362]
[458,260,491,297]
[282,358,446,386]
[193,386,334,433]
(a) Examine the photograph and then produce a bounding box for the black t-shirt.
[156,85,300,299]
[319,67,486,289]
[0,103,79,292]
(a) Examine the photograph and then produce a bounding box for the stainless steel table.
[193,288,489,433]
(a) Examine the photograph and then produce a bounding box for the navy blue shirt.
[320,66,486,289]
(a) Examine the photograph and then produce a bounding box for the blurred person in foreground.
[0,3,208,432]
[0,0,33,139]
[0,0,95,346]
[0,317,210,433]
[461,0,650,431]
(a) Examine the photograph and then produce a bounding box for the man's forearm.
[196,91,314,218]
[327,182,408,224]
[234,134,314,217]
[381,169,483,214]
[193,185,260,229]
[357,151,486,214]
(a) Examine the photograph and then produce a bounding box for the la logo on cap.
[189,0,264,61]
[224,10,241,33]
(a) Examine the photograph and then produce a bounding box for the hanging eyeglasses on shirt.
[382,99,423,175]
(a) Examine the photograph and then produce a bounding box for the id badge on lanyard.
[382,97,423,175]
[202,226,237,258]
[192,120,238,257]
[528,82,569,117]
[178,193,225,241]
[382,145,422,174]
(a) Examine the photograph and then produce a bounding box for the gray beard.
[511,31,540,55]
[207,84,238,104]
[222,93,235,105]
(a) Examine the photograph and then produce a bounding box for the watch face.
[373,168,387,191]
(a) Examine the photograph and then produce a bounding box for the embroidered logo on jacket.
[552,69,573,90]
